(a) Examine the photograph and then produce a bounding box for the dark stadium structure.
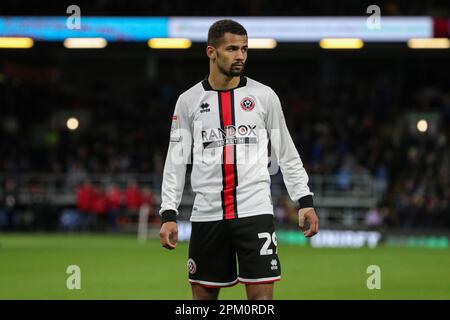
[0,0,449,16]
[0,1,449,235]
[1,41,449,232]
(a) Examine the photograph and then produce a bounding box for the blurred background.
[0,0,449,300]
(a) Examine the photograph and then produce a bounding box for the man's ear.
[206,45,216,61]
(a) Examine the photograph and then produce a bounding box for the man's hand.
[298,207,319,237]
[159,221,178,250]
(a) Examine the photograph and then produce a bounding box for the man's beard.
[218,62,245,77]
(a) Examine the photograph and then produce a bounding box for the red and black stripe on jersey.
[218,90,238,220]
[202,76,248,220]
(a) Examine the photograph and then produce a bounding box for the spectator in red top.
[142,186,157,225]
[141,186,155,206]
[77,180,93,214]
[88,184,108,231]
[106,183,123,232]
[77,180,95,231]
[126,180,143,212]
[92,185,108,216]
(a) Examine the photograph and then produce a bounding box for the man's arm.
[265,88,319,237]
[159,96,192,249]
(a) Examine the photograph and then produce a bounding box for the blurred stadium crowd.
[0,0,449,231]
[0,177,158,232]
[0,48,448,231]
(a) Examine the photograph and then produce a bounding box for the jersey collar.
[202,75,247,92]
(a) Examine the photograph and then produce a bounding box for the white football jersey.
[159,76,313,222]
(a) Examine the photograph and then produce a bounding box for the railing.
[0,172,386,228]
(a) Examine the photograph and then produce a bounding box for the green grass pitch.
[0,233,449,299]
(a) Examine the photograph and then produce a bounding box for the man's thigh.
[188,220,238,287]
[230,214,281,284]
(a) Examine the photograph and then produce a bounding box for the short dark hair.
[207,19,247,47]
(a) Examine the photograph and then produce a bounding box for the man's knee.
[246,283,274,300]
[247,291,273,300]
[191,284,220,300]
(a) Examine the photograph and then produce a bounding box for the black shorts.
[188,214,281,288]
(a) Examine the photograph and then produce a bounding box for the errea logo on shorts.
[270,259,278,270]
[187,258,197,274]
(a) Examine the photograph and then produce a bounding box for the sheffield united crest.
[240,97,255,111]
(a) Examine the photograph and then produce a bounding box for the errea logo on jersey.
[200,102,210,113]
[241,97,255,111]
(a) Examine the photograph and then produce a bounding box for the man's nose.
[235,50,244,60]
